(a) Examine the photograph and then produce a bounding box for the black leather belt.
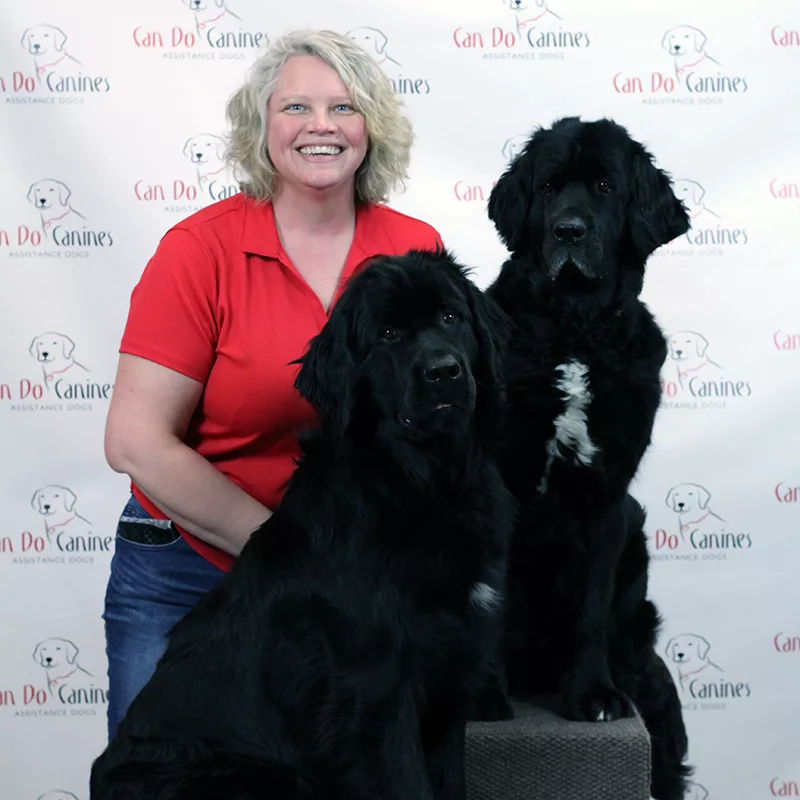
[118,518,180,545]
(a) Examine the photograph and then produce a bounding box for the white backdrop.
[1,1,799,798]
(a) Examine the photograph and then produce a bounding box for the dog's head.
[665,633,711,666]
[27,179,71,210]
[296,250,508,448]
[673,179,705,211]
[488,116,690,301]
[346,26,389,58]
[665,483,710,515]
[661,25,707,56]
[668,331,708,362]
[29,332,76,363]
[21,24,67,56]
[33,637,79,669]
[31,485,78,516]
[182,133,226,164]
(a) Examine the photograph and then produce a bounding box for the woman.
[102,28,443,738]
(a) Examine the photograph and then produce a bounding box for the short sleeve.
[119,228,219,383]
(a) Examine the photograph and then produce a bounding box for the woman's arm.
[104,354,271,556]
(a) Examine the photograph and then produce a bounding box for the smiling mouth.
[298,145,344,157]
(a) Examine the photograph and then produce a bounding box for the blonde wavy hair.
[225,29,413,204]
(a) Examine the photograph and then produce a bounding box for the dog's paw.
[562,679,630,723]
[468,689,514,722]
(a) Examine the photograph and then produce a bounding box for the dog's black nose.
[43,504,51,511]
[674,349,683,357]
[45,657,52,663]
[677,502,684,510]
[41,351,49,358]
[424,355,461,383]
[553,218,587,244]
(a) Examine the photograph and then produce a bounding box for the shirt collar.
[240,194,396,268]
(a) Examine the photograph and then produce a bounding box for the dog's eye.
[442,312,459,326]
[541,182,554,195]
[597,179,613,194]
[380,327,399,342]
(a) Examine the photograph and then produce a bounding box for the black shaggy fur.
[90,250,515,800]
[472,116,693,800]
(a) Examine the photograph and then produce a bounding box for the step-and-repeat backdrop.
[1,1,798,797]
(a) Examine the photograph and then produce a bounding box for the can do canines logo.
[0,484,113,566]
[0,637,107,718]
[133,132,240,214]
[650,481,753,563]
[132,0,268,61]
[1,179,114,259]
[654,177,749,258]
[2,24,110,105]
[0,332,113,413]
[452,0,590,61]
[660,330,752,409]
[612,25,748,105]
[346,27,430,95]
[663,633,752,711]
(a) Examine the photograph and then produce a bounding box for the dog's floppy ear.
[660,28,673,53]
[294,288,360,438]
[64,487,77,512]
[182,137,195,159]
[27,183,38,206]
[31,489,42,510]
[488,133,537,255]
[32,641,44,664]
[52,26,67,52]
[372,28,388,55]
[64,639,78,664]
[59,334,76,359]
[664,637,676,659]
[693,332,709,357]
[29,335,41,356]
[691,181,705,205]
[695,635,710,659]
[696,485,710,510]
[215,137,226,160]
[665,487,676,510]
[57,181,71,206]
[21,28,32,50]
[691,26,707,53]
[627,145,691,264]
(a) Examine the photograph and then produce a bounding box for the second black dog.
[473,116,692,800]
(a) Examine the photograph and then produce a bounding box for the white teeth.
[299,146,342,155]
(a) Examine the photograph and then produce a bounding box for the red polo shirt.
[119,193,442,571]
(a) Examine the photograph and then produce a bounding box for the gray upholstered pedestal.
[465,698,651,800]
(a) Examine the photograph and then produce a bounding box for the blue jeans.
[103,494,225,740]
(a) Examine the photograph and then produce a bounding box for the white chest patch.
[470,582,502,615]
[537,360,599,494]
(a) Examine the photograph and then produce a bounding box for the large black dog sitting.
[473,117,692,800]
[90,250,514,800]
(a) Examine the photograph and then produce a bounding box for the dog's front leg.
[379,686,435,800]
[562,502,630,723]
[423,702,468,800]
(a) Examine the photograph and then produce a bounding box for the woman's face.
[267,55,368,198]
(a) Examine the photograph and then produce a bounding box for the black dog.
[90,250,514,800]
[473,117,692,800]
